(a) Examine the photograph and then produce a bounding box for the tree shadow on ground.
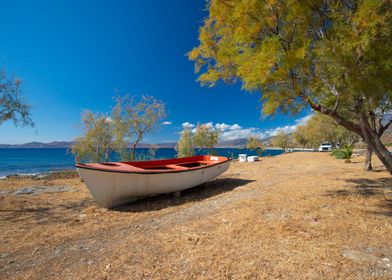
[114,177,255,213]
[0,198,94,224]
[325,177,392,216]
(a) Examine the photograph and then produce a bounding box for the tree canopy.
[72,94,166,163]
[246,136,265,156]
[112,95,166,160]
[176,129,195,158]
[271,131,291,150]
[193,124,220,154]
[295,113,359,148]
[71,111,115,163]
[190,0,392,174]
[0,70,33,127]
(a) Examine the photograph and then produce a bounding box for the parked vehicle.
[319,143,332,152]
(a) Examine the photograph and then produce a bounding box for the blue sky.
[0,0,310,144]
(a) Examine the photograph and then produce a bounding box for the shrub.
[331,145,353,160]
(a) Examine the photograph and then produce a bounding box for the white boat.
[76,155,231,208]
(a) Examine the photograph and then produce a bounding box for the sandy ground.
[1,152,391,279]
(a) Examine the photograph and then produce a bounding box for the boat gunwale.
[76,157,232,175]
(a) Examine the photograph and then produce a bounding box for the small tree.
[293,126,309,150]
[299,113,359,149]
[272,131,291,151]
[71,111,114,163]
[148,144,158,160]
[193,124,220,155]
[112,95,166,161]
[176,129,195,158]
[246,136,265,157]
[0,70,33,127]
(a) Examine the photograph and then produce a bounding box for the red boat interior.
[76,155,230,173]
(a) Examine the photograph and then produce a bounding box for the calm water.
[0,148,283,177]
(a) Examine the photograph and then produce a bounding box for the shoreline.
[0,169,79,180]
[0,148,286,178]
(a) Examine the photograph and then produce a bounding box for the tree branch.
[378,119,392,137]
[299,92,363,136]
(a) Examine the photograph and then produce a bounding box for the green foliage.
[72,94,166,163]
[190,1,392,117]
[148,144,158,160]
[296,113,359,148]
[271,131,291,150]
[112,95,166,161]
[332,145,353,160]
[176,123,220,157]
[189,0,392,173]
[176,129,195,158]
[71,111,115,163]
[0,70,33,127]
[293,126,309,149]
[246,136,265,156]
[193,124,220,154]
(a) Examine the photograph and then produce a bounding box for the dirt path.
[1,153,392,279]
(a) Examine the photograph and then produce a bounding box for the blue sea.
[0,148,283,177]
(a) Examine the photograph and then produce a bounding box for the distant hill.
[0,138,275,149]
[0,141,74,148]
[0,141,178,149]
[217,137,273,148]
[217,138,248,148]
[137,142,177,149]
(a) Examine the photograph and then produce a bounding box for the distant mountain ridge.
[0,141,75,149]
[0,141,178,149]
[0,138,272,149]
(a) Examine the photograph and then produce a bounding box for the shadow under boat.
[113,177,255,213]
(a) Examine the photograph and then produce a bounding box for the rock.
[12,185,75,196]
[342,249,384,265]
[0,253,9,259]
[15,187,43,195]
[0,190,11,195]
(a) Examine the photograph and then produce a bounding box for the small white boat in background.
[76,155,231,208]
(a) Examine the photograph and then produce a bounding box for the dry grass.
[1,153,391,279]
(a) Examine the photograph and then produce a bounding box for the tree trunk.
[360,116,392,175]
[131,138,141,161]
[301,95,392,175]
[364,145,373,171]
[131,144,137,160]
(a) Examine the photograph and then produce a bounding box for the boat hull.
[77,160,230,208]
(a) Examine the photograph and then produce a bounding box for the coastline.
[0,147,285,178]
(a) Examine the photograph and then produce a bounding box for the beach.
[1,152,391,279]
